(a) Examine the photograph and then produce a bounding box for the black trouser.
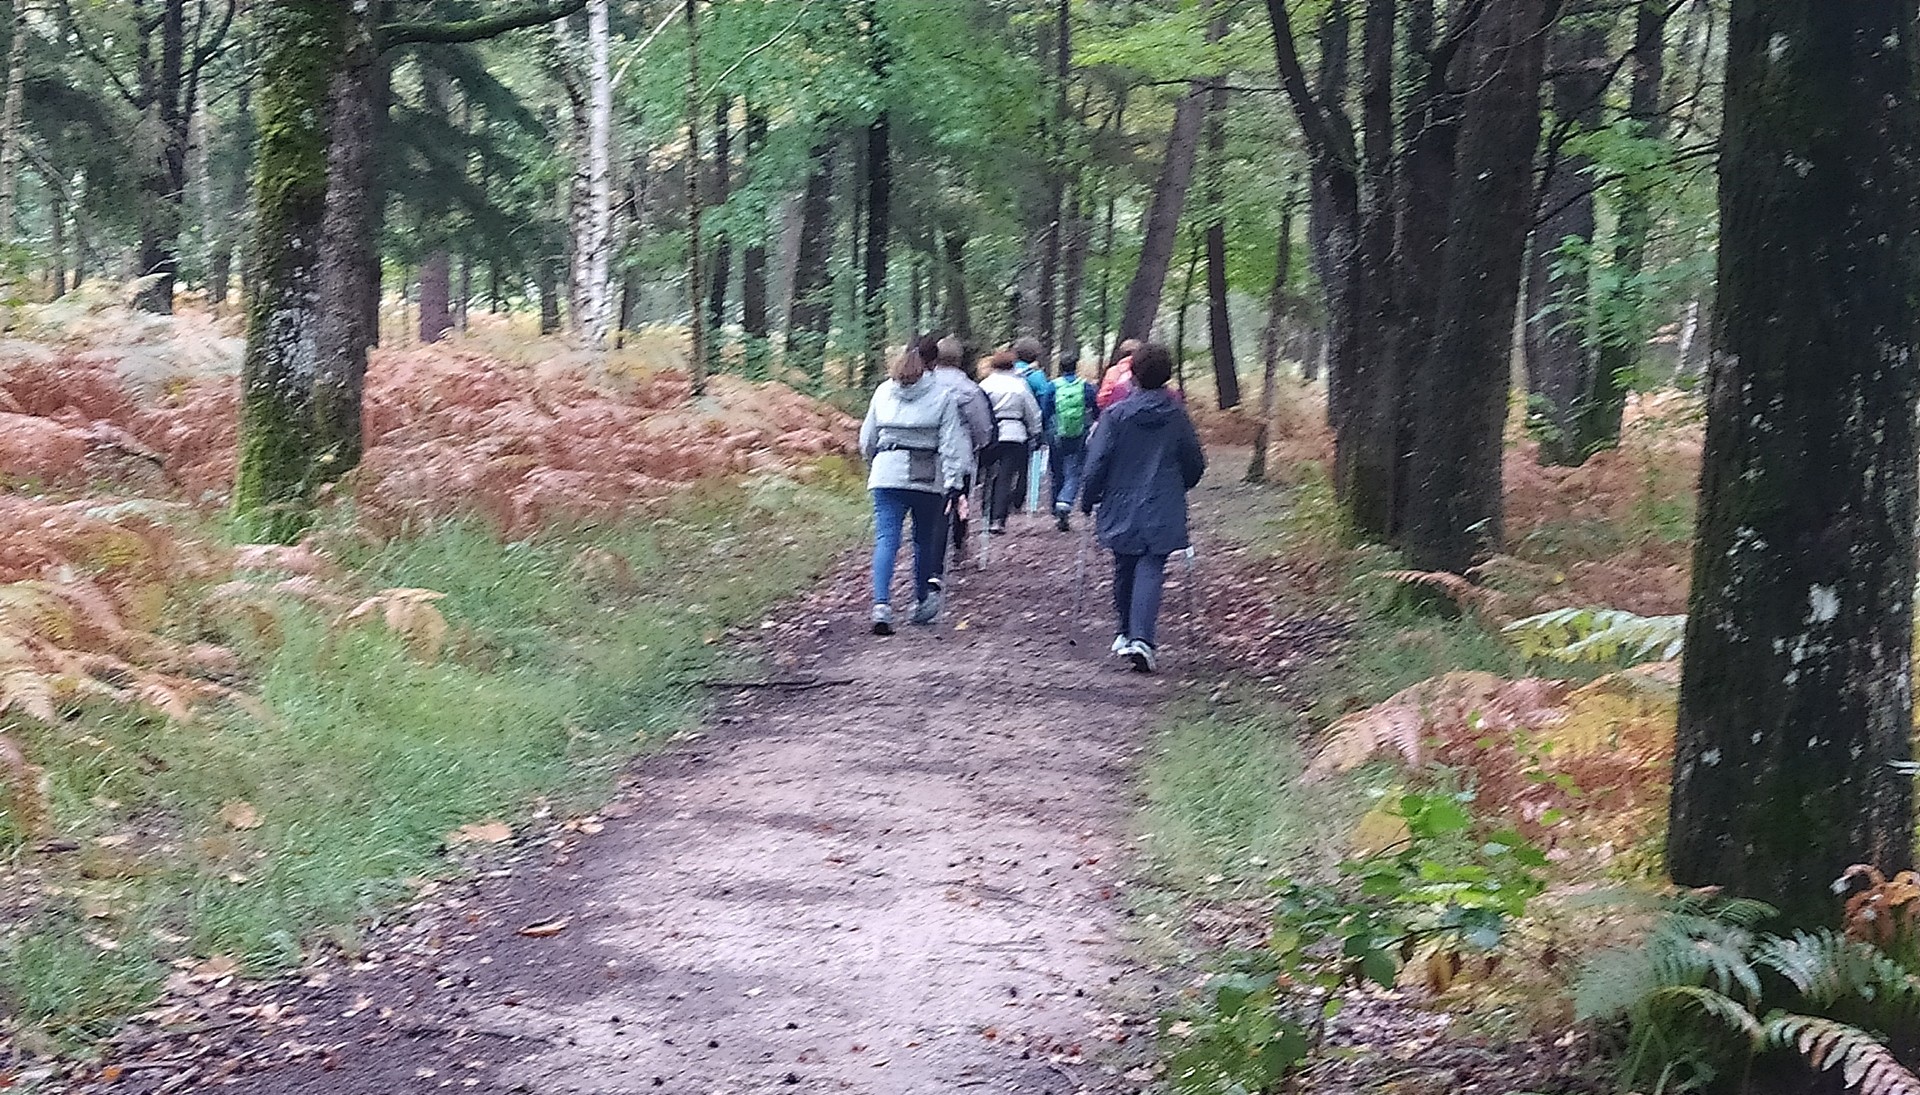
[936,475,972,571]
[981,440,1027,527]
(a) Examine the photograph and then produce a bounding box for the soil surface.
[78,506,1195,1095]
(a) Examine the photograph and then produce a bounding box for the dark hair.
[989,349,1017,371]
[1132,344,1174,390]
[1058,351,1081,376]
[914,334,943,364]
[1011,336,1042,364]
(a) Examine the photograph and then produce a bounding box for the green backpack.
[1053,376,1088,439]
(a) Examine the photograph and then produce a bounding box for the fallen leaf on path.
[447,820,512,846]
[517,919,568,938]
[92,833,131,848]
[219,800,261,830]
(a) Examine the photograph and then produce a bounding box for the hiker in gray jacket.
[930,335,993,567]
[859,346,973,634]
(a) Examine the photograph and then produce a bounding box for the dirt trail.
[100,510,1194,1094]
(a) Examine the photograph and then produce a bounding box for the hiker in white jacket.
[859,346,973,634]
[977,349,1044,534]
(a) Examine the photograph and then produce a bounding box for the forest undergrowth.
[1137,393,1713,1094]
[0,297,869,1056]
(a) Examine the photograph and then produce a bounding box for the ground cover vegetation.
[0,1,1912,1094]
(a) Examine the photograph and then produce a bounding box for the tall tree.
[738,104,769,369]
[1667,0,1919,927]
[858,0,890,384]
[1399,0,1551,574]
[684,0,706,390]
[786,139,836,380]
[1201,7,1239,410]
[0,0,29,241]
[1115,3,1212,345]
[1523,10,1608,466]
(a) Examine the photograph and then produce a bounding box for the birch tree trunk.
[683,0,706,391]
[578,0,614,352]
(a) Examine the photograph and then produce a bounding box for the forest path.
[123,495,1218,1095]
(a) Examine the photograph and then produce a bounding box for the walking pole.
[1182,545,1199,653]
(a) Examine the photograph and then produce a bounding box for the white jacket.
[859,376,972,493]
[979,369,1043,446]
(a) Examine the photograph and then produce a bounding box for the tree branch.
[188,0,239,76]
[53,0,143,107]
[380,0,589,50]
[1263,0,1358,172]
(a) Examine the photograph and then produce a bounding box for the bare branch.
[380,0,589,50]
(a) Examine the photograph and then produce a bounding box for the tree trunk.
[705,97,731,345]
[1060,183,1088,361]
[580,0,613,350]
[1116,77,1208,344]
[134,0,189,313]
[1578,0,1666,457]
[539,255,562,333]
[0,0,28,240]
[941,227,970,340]
[419,251,452,342]
[1667,0,1919,929]
[1400,0,1550,574]
[1173,232,1201,392]
[860,0,891,384]
[207,69,251,311]
[1203,9,1239,410]
[234,0,345,542]
[1096,190,1115,360]
[786,140,838,380]
[1524,15,1608,466]
[310,17,383,482]
[1038,0,1070,360]
[740,105,770,369]
[684,0,706,391]
[1247,211,1293,483]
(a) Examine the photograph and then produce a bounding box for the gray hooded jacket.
[859,376,972,494]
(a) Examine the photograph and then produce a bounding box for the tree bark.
[705,97,731,343]
[1247,210,1293,483]
[786,139,838,380]
[1059,182,1088,361]
[1203,10,1239,410]
[207,68,251,310]
[0,0,29,241]
[1524,14,1608,466]
[234,0,345,541]
[580,0,613,350]
[740,105,770,369]
[684,0,706,391]
[134,0,188,313]
[860,0,891,383]
[1116,77,1208,345]
[310,15,384,482]
[1667,0,1919,929]
[940,227,970,340]
[1038,0,1070,360]
[1400,0,1551,574]
[419,251,453,342]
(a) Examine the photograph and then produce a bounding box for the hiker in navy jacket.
[1080,343,1206,673]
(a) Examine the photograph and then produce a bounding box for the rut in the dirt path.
[122,513,1189,1095]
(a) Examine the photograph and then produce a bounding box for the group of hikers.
[858,333,1208,673]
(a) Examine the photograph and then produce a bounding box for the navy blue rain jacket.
[1079,388,1207,555]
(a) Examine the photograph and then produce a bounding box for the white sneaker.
[871,603,894,635]
[1125,639,1158,674]
[1110,634,1130,656]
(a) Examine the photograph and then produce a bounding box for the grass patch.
[1,471,865,1050]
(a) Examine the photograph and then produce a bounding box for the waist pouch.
[883,442,938,487]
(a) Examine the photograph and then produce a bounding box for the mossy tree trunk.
[786,139,837,381]
[1666,0,1919,929]
[233,0,346,542]
[1400,0,1550,574]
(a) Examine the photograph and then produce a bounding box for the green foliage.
[1163,791,1547,1094]
[1576,896,1920,1094]
[1502,607,1686,665]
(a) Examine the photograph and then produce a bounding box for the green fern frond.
[1763,1013,1920,1095]
[1650,986,1764,1046]
[1759,931,1920,1019]
[1502,607,1686,665]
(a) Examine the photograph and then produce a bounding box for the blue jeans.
[1113,552,1169,646]
[1050,439,1086,510]
[871,488,944,605]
